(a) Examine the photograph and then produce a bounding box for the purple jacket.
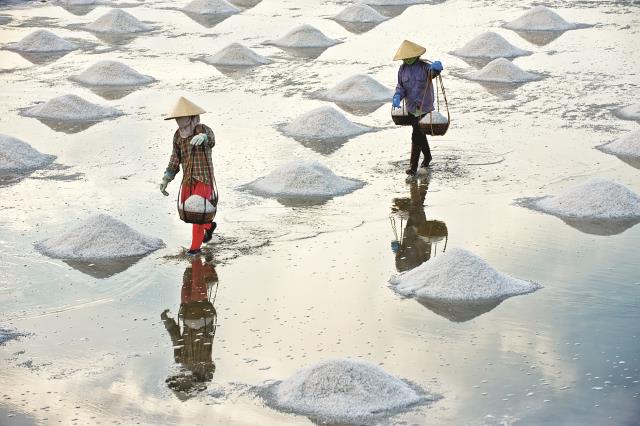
[395,61,436,115]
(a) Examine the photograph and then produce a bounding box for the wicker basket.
[418,115,450,136]
[178,203,217,225]
[391,100,412,126]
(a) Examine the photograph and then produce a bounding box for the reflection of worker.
[161,256,219,395]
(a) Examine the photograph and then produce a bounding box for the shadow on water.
[596,145,640,170]
[290,135,350,155]
[59,5,98,16]
[276,46,330,60]
[334,101,385,117]
[228,0,262,8]
[474,80,528,98]
[512,30,566,46]
[85,85,144,101]
[181,11,233,29]
[560,217,640,236]
[26,118,99,134]
[416,298,504,323]
[11,50,72,65]
[331,20,381,35]
[63,255,146,279]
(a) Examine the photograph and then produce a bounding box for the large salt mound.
[71,60,154,86]
[8,30,77,53]
[334,4,388,23]
[268,24,340,48]
[505,6,576,31]
[614,103,640,121]
[284,106,370,139]
[391,248,541,301]
[35,213,164,259]
[203,43,271,66]
[23,94,122,121]
[452,31,531,59]
[0,134,55,172]
[464,58,540,83]
[182,0,240,15]
[260,358,428,423]
[322,74,393,103]
[599,129,640,159]
[530,178,640,219]
[85,9,151,33]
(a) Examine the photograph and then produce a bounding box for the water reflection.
[332,20,381,35]
[512,30,565,47]
[181,11,233,29]
[63,255,145,279]
[334,101,385,116]
[161,256,219,398]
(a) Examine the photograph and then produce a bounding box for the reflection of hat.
[164,96,206,120]
[393,40,426,61]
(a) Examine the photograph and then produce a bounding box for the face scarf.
[176,115,200,138]
[403,57,418,65]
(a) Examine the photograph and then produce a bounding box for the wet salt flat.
[1,0,640,424]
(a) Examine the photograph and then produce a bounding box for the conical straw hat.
[393,40,426,61]
[164,96,206,120]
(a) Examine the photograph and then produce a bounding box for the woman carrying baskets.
[391,40,443,180]
[160,96,218,256]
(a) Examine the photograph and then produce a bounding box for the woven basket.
[178,205,216,225]
[391,100,412,126]
[418,117,449,136]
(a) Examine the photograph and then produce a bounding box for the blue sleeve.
[394,66,406,99]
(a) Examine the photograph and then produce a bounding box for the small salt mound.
[322,74,393,103]
[391,248,540,301]
[614,103,640,121]
[71,60,154,86]
[203,43,271,66]
[419,110,448,125]
[505,6,576,31]
[261,358,427,423]
[334,4,388,23]
[532,178,640,219]
[0,134,55,172]
[85,9,151,34]
[284,106,370,139]
[23,94,122,121]
[599,129,640,159]
[452,31,531,59]
[182,0,240,15]
[464,58,540,83]
[182,195,216,213]
[36,213,164,259]
[269,24,340,48]
[8,30,77,53]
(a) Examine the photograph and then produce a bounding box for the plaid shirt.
[165,124,215,185]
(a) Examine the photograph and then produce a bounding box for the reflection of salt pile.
[599,129,640,159]
[391,248,541,300]
[23,94,122,121]
[260,359,428,423]
[614,103,640,121]
[322,74,393,103]
[64,0,98,5]
[364,0,425,4]
[203,43,271,66]
[0,134,55,172]
[452,31,531,58]
[85,9,151,33]
[182,195,216,213]
[71,60,154,86]
[268,24,340,48]
[35,213,165,259]
[505,6,576,31]
[285,106,370,139]
[531,178,640,219]
[182,0,240,15]
[247,160,363,198]
[419,110,448,125]
[464,58,540,83]
[8,30,77,52]
[334,4,388,23]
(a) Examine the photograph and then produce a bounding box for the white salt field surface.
[320,74,393,103]
[505,6,578,32]
[182,195,216,213]
[85,9,152,33]
[182,0,240,15]
[452,31,531,59]
[333,4,388,23]
[284,106,371,140]
[22,94,122,121]
[267,24,340,48]
[7,30,77,53]
[419,110,448,125]
[256,358,430,423]
[464,58,541,83]
[71,60,154,86]
[614,103,640,121]
[598,129,640,159]
[202,43,271,67]
[0,134,55,172]
[35,213,164,259]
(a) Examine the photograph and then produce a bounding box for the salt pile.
[258,358,429,423]
[452,31,531,59]
[182,0,240,15]
[85,9,151,33]
[464,58,540,83]
[528,178,640,219]
[35,213,165,259]
[505,6,576,31]
[334,4,388,23]
[0,134,55,172]
[321,74,393,103]
[8,30,77,53]
[599,129,640,159]
[23,94,122,121]
[268,24,340,48]
[391,248,540,301]
[419,110,448,125]
[71,60,154,86]
[284,106,370,139]
[203,43,271,66]
[614,103,640,121]
[182,195,216,213]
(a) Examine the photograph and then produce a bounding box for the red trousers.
[181,181,213,250]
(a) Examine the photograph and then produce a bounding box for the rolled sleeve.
[165,131,181,180]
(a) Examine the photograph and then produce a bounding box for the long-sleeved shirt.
[395,60,437,116]
[165,124,215,185]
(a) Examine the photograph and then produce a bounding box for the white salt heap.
[72,60,154,86]
[284,106,370,139]
[505,6,576,31]
[464,58,540,83]
[8,30,77,53]
[334,4,388,23]
[269,24,340,48]
[532,178,640,219]
[262,358,427,423]
[203,43,271,66]
[419,110,448,125]
[182,0,240,15]
[322,74,393,103]
[23,94,122,121]
[452,31,531,59]
[599,129,640,159]
[85,9,151,33]
[0,134,55,172]
[35,213,165,259]
[391,248,541,301]
[614,103,640,121]
[182,195,216,213]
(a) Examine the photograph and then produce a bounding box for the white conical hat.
[164,96,206,120]
[393,40,426,61]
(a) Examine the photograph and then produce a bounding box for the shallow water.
[1,0,639,424]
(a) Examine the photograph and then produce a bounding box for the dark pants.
[410,114,431,172]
